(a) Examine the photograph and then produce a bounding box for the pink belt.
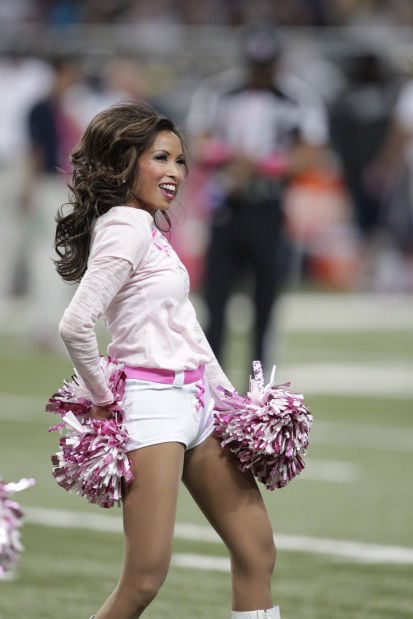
[123,365,205,385]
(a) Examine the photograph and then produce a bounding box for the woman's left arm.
[59,256,132,407]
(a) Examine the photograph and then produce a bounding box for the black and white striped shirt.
[186,67,328,161]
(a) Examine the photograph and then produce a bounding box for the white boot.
[231,607,280,619]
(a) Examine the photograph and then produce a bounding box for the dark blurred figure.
[380,74,413,255]
[360,69,413,291]
[329,51,399,242]
[186,24,328,371]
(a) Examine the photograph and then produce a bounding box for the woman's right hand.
[90,403,115,420]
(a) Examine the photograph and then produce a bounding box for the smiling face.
[130,130,186,213]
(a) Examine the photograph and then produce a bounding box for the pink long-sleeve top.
[59,206,233,406]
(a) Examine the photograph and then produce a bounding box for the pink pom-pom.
[46,355,126,419]
[50,412,133,509]
[214,361,313,490]
[46,356,133,508]
[0,477,35,578]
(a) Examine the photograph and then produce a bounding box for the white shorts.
[122,374,215,452]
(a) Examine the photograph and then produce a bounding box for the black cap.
[242,25,282,64]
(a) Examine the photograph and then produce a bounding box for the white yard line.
[277,363,413,397]
[312,421,413,453]
[278,292,413,332]
[224,292,413,332]
[2,292,413,336]
[303,458,358,482]
[172,553,230,572]
[24,507,413,566]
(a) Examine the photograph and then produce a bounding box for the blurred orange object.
[285,170,361,289]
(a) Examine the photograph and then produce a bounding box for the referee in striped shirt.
[186,25,329,374]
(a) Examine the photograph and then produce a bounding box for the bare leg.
[94,442,185,619]
[183,435,276,611]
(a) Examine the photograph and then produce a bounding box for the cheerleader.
[54,102,280,619]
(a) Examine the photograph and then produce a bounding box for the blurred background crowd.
[4,0,413,27]
[1,0,413,359]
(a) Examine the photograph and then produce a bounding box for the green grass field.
[1,292,412,619]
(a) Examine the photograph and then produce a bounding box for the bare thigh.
[94,442,186,618]
[119,442,185,595]
[182,434,276,610]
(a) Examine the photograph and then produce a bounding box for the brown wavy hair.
[54,101,187,282]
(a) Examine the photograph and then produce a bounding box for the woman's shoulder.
[98,206,153,229]
[90,207,154,267]
[94,207,154,243]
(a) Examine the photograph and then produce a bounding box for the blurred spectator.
[65,54,151,131]
[46,0,83,25]
[82,0,137,23]
[20,55,83,349]
[0,51,52,316]
[261,0,339,26]
[329,51,399,242]
[64,53,172,135]
[363,71,413,291]
[281,38,345,106]
[0,0,35,24]
[3,0,413,28]
[186,24,329,373]
[346,0,413,28]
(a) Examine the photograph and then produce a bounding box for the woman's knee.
[135,575,163,608]
[119,568,167,614]
[231,532,276,579]
[257,535,276,575]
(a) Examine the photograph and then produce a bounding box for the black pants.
[204,194,287,366]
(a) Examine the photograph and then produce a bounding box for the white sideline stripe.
[172,553,230,572]
[277,364,413,397]
[3,292,413,335]
[224,292,413,332]
[313,421,413,453]
[24,507,413,565]
[279,293,413,332]
[303,458,358,482]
